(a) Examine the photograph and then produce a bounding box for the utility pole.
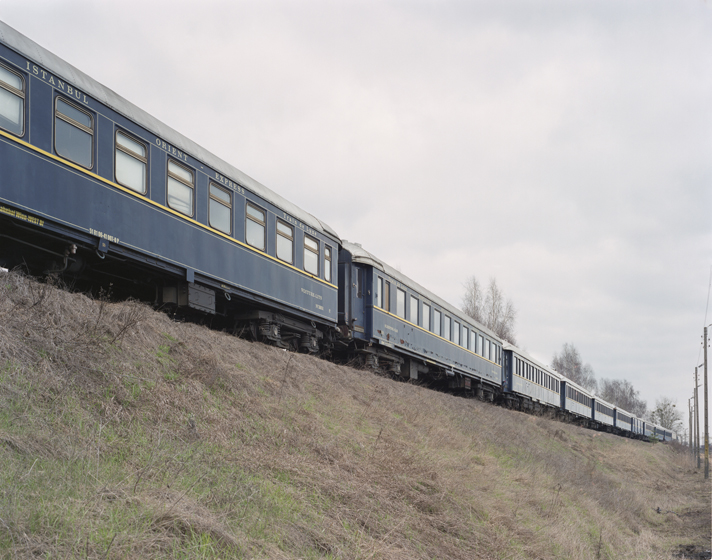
[689,397,693,464]
[704,326,709,480]
[696,367,701,469]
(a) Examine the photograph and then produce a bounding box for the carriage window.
[478,335,483,355]
[410,295,419,325]
[209,184,232,234]
[453,321,460,345]
[463,328,469,349]
[0,64,24,136]
[444,316,451,341]
[115,131,147,194]
[433,309,441,336]
[167,160,194,215]
[246,203,266,250]
[304,235,319,275]
[55,97,93,168]
[422,303,430,331]
[325,246,332,282]
[375,277,383,308]
[384,281,391,312]
[484,340,490,360]
[276,221,293,263]
[469,330,476,352]
[396,288,406,319]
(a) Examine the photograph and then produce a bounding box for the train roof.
[594,396,615,410]
[558,374,594,398]
[615,406,635,418]
[0,21,339,241]
[342,240,502,342]
[501,343,561,378]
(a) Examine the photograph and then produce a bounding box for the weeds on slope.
[0,270,708,559]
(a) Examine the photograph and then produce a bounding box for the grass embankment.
[0,271,709,559]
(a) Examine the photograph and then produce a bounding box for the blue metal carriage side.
[560,378,594,425]
[339,241,502,397]
[592,397,615,429]
[501,344,562,411]
[0,21,339,351]
[613,408,633,435]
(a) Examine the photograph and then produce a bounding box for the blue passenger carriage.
[560,378,594,426]
[613,408,634,436]
[592,397,615,430]
[338,241,502,398]
[501,344,562,412]
[0,22,339,351]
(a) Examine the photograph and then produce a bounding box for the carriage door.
[350,265,366,338]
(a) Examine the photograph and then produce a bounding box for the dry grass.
[0,270,709,559]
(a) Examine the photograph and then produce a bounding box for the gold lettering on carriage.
[282,212,317,236]
[26,62,89,105]
[154,139,189,162]
[89,228,120,244]
[214,173,245,195]
[0,205,44,226]
[300,288,323,301]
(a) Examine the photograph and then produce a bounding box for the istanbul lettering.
[26,62,89,105]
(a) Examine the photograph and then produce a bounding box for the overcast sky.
[3,0,710,432]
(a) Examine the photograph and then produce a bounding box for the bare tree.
[551,342,597,392]
[461,276,517,345]
[648,397,682,431]
[462,276,484,324]
[598,378,647,418]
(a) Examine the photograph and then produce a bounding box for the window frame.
[433,309,441,336]
[396,288,406,319]
[443,315,451,341]
[276,220,294,264]
[208,182,233,234]
[304,234,319,276]
[166,159,195,216]
[409,295,419,325]
[54,96,94,169]
[422,303,430,331]
[0,62,25,137]
[324,245,332,282]
[114,129,148,194]
[245,202,267,251]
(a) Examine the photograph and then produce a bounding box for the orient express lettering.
[154,138,189,162]
[214,173,245,195]
[26,61,89,105]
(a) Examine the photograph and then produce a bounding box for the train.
[0,20,676,443]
